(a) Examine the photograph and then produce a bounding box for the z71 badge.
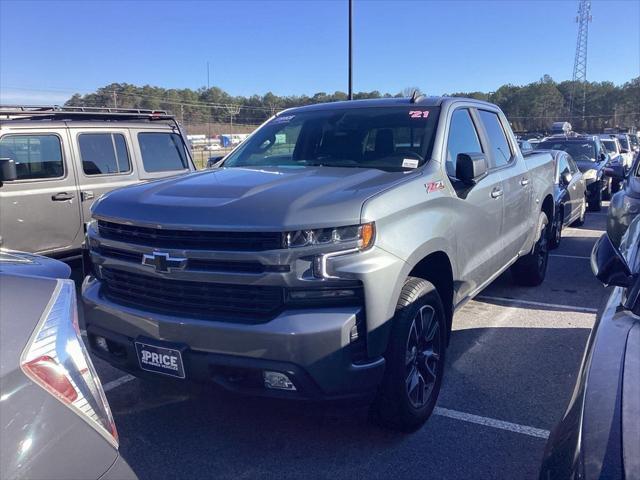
[426,180,445,193]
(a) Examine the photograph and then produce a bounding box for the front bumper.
[83,277,385,400]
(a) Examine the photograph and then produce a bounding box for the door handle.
[491,187,503,199]
[81,191,95,201]
[51,192,75,201]
[520,178,530,186]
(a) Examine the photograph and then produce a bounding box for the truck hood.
[93,166,415,230]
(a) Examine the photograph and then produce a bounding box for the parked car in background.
[628,132,639,153]
[0,248,71,278]
[540,219,640,480]
[613,134,635,168]
[535,135,611,211]
[0,254,136,480]
[518,139,534,153]
[0,106,196,260]
[540,149,586,248]
[599,135,628,170]
[83,96,555,432]
[606,154,640,246]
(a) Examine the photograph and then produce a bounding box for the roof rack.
[0,105,174,121]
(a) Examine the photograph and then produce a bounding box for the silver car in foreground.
[0,254,135,480]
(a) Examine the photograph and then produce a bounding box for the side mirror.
[0,158,17,185]
[206,156,225,169]
[604,164,625,180]
[591,234,634,287]
[456,153,488,186]
[561,171,572,186]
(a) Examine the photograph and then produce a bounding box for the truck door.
[0,131,82,254]
[446,108,504,296]
[69,129,139,223]
[477,110,532,263]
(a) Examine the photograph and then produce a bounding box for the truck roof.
[279,96,498,115]
[0,105,179,129]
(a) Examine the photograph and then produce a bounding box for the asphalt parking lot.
[82,206,610,480]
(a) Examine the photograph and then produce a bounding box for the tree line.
[65,75,639,133]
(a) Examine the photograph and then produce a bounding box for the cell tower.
[569,0,592,121]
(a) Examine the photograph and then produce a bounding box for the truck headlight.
[583,169,598,181]
[285,223,375,250]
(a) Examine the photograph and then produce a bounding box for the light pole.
[348,0,353,100]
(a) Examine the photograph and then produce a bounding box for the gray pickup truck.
[83,97,555,430]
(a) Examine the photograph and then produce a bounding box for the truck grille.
[97,220,284,251]
[100,268,284,322]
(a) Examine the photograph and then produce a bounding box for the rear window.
[138,133,189,172]
[0,134,64,180]
[79,133,131,175]
[537,140,596,162]
[601,139,618,154]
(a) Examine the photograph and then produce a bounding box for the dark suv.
[536,135,611,211]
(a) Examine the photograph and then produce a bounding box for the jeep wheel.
[371,277,446,432]
[589,183,602,212]
[511,212,549,286]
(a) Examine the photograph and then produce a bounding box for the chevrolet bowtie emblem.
[142,252,187,273]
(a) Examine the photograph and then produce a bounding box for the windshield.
[536,140,596,162]
[223,107,440,171]
[601,139,618,154]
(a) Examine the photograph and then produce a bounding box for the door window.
[446,109,483,178]
[478,110,513,168]
[0,134,64,180]
[138,133,189,172]
[79,133,131,175]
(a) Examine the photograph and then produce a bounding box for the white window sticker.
[402,158,419,169]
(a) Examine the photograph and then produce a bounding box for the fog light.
[263,371,296,391]
[95,336,109,352]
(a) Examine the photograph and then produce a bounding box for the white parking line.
[550,253,591,260]
[434,407,550,439]
[103,374,136,392]
[100,372,551,439]
[476,295,598,313]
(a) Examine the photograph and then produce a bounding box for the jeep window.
[0,134,64,180]
[222,107,440,172]
[536,140,596,162]
[138,132,189,172]
[478,110,512,168]
[79,133,131,175]
[446,109,482,178]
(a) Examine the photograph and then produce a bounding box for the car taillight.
[20,279,118,448]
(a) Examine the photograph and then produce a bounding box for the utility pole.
[569,0,591,124]
[207,61,212,143]
[112,90,117,108]
[348,0,353,100]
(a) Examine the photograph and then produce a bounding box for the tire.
[602,178,612,201]
[611,179,621,195]
[511,211,549,287]
[549,212,562,249]
[370,277,447,432]
[572,195,586,227]
[588,183,602,212]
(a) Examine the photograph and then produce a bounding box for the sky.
[1,0,638,105]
